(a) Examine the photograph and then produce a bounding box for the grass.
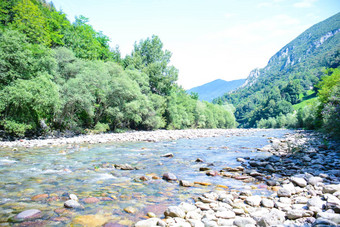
[293,90,318,110]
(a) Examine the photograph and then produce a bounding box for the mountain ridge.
[187,78,246,102]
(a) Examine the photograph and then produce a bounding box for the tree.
[11,0,51,45]
[126,35,178,96]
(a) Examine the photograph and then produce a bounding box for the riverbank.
[0,128,270,149]
[135,130,340,226]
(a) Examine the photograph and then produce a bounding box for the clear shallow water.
[0,129,290,225]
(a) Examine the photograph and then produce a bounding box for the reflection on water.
[0,129,289,225]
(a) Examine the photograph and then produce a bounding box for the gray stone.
[187,219,204,227]
[186,211,201,220]
[162,172,177,181]
[291,177,307,187]
[308,176,323,186]
[135,218,166,227]
[164,206,185,218]
[15,209,41,220]
[261,198,274,208]
[64,199,83,209]
[323,184,340,194]
[257,208,285,227]
[179,180,194,187]
[215,210,235,219]
[316,212,340,224]
[307,197,325,209]
[234,217,256,227]
[277,188,291,197]
[286,209,313,220]
[179,202,196,213]
[114,163,135,170]
[312,217,337,226]
[246,195,262,206]
[294,196,309,204]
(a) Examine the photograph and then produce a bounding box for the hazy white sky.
[50,0,340,89]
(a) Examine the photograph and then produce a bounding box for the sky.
[50,0,340,89]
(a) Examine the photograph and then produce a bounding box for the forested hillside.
[187,79,246,102]
[215,12,340,138]
[0,0,236,138]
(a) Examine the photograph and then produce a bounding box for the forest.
[0,0,236,138]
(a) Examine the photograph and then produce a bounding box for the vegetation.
[0,0,236,138]
[213,12,340,139]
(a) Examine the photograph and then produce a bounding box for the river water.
[0,129,290,226]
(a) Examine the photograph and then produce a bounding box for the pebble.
[64,199,83,209]
[162,172,177,181]
[15,209,41,220]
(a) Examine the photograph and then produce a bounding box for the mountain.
[187,79,246,102]
[217,12,340,127]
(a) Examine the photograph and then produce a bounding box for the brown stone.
[31,194,48,201]
[83,197,100,204]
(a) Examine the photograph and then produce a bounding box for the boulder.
[246,195,262,206]
[162,172,177,181]
[164,206,185,218]
[257,208,285,227]
[179,180,194,187]
[291,177,307,187]
[15,209,42,220]
[64,200,83,209]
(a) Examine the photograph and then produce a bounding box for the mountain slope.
[217,12,340,127]
[187,79,245,102]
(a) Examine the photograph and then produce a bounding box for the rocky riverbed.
[135,131,340,227]
[0,129,263,149]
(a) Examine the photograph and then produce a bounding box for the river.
[0,129,290,226]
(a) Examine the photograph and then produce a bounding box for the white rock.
[323,184,340,194]
[234,217,256,227]
[179,202,197,213]
[316,212,340,224]
[246,195,262,206]
[291,177,307,187]
[186,219,204,227]
[257,208,285,227]
[308,176,323,186]
[135,218,166,227]
[186,211,201,220]
[69,194,78,201]
[215,210,235,219]
[164,206,185,218]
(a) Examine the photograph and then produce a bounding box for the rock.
[147,212,156,218]
[294,196,309,204]
[83,197,100,204]
[240,190,252,196]
[64,199,83,209]
[313,217,338,226]
[291,177,307,187]
[161,153,173,158]
[323,184,340,194]
[195,158,204,163]
[246,195,262,206]
[316,212,340,225]
[307,197,325,209]
[194,182,211,186]
[199,167,210,171]
[114,164,135,170]
[206,170,218,176]
[164,206,185,218]
[277,188,291,197]
[162,172,177,181]
[282,183,296,194]
[195,202,210,210]
[286,209,310,220]
[72,214,110,227]
[237,157,246,162]
[69,194,78,201]
[261,198,274,208]
[139,176,149,181]
[186,211,202,220]
[179,202,197,213]
[31,194,48,201]
[234,217,256,227]
[215,210,235,219]
[135,218,166,227]
[187,219,204,227]
[257,208,285,227]
[124,206,136,214]
[179,180,194,187]
[308,176,323,186]
[15,209,42,220]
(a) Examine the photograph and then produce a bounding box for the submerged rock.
[162,172,177,181]
[15,209,42,220]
